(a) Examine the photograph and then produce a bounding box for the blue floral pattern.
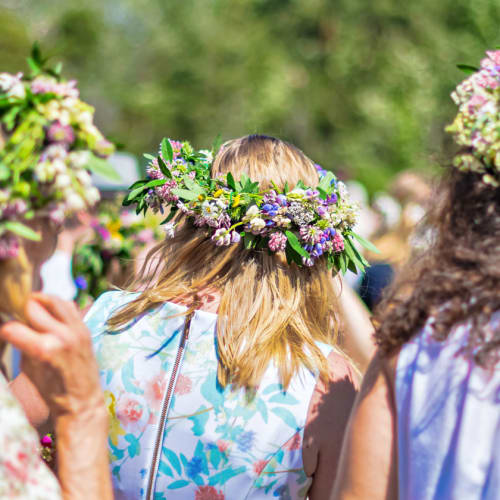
[86,291,331,499]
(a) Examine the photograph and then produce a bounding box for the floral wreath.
[123,138,377,273]
[446,49,500,187]
[0,44,118,259]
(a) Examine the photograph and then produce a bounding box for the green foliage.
[3,1,499,192]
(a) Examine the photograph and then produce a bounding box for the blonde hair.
[108,135,341,389]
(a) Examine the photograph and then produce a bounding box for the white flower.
[199,149,214,163]
[249,217,266,233]
[242,205,259,222]
[0,72,25,99]
[68,151,90,169]
[163,222,175,239]
[55,174,71,189]
[290,188,306,197]
[34,162,56,183]
[75,169,93,187]
[85,187,100,205]
[45,144,68,160]
[337,181,348,200]
[65,192,85,211]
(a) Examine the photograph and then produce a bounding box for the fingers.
[25,299,63,334]
[30,293,80,324]
[0,320,59,359]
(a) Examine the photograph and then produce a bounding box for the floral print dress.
[0,372,61,499]
[86,291,332,499]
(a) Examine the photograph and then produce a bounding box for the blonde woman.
[85,134,363,499]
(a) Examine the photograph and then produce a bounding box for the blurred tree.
[1,0,498,191]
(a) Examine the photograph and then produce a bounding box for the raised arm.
[0,294,112,500]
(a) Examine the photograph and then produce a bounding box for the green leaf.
[318,171,335,194]
[26,58,40,75]
[161,207,178,224]
[0,163,10,181]
[158,156,172,178]
[3,221,41,241]
[161,138,174,163]
[143,153,156,161]
[211,133,222,154]
[86,153,121,181]
[226,172,236,190]
[349,231,380,254]
[183,175,204,193]
[128,178,166,200]
[343,236,365,273]
[456,64,479,75]
[171,188,199,201]
[285,230,309,258]
[243,232,256,249]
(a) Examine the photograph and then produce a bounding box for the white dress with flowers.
[86,291,331,500]
[0,372,61,499]
[396,315,500,500]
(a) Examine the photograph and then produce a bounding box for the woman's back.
[396,315,500,500]
[86,291,344,499]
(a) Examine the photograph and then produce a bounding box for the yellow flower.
[105,390,126,447]
[213,189,223,198]
[232,194,241,208]
[107,221,121,234]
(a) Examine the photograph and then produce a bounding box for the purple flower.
[317,206,327,217]
[230,231,241,243]
[276,194,288,206]
[74,276,88,290]
[263,190,277,204]
[47,121,75,145]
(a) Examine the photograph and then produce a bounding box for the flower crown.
[0,45,118,259]
[445,49,500,187]
[124,138,377,273]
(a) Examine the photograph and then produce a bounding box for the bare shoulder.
[303,350,359,497]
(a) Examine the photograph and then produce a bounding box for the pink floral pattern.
[0,373,61,499]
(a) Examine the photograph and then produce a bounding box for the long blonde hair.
[108,134,341,389]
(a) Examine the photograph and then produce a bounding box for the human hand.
[0,293,104,418]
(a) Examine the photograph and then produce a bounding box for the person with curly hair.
[332,50,500,500]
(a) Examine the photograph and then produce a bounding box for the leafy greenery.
[2,1,499,192]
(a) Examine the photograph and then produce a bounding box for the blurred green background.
[1,0,499,192]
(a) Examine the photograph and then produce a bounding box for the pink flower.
[116,396,144,425]
[331,233,344,252]
[0,234,19,259]
[253,459,269,475]
[174,374,193,395]
[47,121,75,145]
[217,440,230,453]
[195,485,225,500]
[483,50,500,67]
[41,435,53,447]
[268,231,287,252]
[144,373,167,411]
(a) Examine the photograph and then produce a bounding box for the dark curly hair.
[374,164,500,368]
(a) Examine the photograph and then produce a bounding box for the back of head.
[110,134,341,389]
[375,51,500,367]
